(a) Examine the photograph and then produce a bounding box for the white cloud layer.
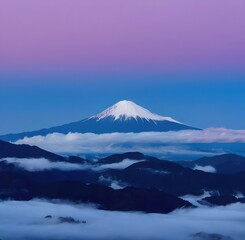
[0,158,87,171]
[193,165,217,173]
[0,199,244,240]
[95,159,143,171]
[15,128,245,155]
[181,191,213,207]
[0,158,140,172]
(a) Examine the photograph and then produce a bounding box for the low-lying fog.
[0,199,244,240]
[0,157,142,172]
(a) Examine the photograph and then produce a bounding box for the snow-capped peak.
[91,100,180,123]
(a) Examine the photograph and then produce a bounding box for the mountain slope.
[1,148,245,198]
[99,152,146,164]
[0,172,193,213]
[178,154,245,174]
[100,153,245,196]
[0,100,199,142]
[0,140,64,161]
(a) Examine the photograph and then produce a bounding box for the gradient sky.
[0,0,245,134]
[1,0,245,73]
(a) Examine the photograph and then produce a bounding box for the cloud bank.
[193,165,217,173]
[0,158,88,172]
[0,199,244,240]
[15,128,245,157]
[95,159,142,171]
[0,158,140,172]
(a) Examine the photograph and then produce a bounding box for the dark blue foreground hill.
[1,143,245,210]
[0,139,86,163]
[0,100,199,142]
[0,140,64,161]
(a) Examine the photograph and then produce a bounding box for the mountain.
[178,154,245,174]
[99,153,245,196]
[0,139,87,164]
[1,147,245,203]
[0,173,193,213]
[201,195,245,206]
[0,143,194,213]
[0,100,199,142]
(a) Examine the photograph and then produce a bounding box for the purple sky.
[1,0,245,76]
[1,1,245,133]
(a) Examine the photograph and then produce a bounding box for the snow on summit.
[92,100,180,123]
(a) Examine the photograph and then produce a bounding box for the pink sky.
[0,0,245,74]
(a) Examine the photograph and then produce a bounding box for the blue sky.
[0,72,245,134]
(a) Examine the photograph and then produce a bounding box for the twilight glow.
[0,0,245,74]
[1,3,245,239]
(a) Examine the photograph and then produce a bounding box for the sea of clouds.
[0,199,244,240]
